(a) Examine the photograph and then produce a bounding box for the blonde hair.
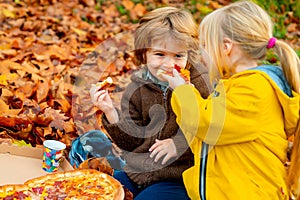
[199,1,300,198]
[133,6,200,69]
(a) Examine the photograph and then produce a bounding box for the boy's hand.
[90,86,119,123]
[149,139,177,165]
[90,87,114,113]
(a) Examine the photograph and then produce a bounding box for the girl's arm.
[171,73,269,146]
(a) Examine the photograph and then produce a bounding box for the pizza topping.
[2,191,30,200]
[31,186,44,194]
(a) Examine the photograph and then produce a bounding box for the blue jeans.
[113,170,190,200]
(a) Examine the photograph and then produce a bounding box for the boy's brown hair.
[133,7,199,70]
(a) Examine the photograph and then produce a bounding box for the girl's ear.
[223,37,233,56]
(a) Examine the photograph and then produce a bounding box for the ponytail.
[273,40,300,93]
[273,40,300,199]
[288,120,300,199]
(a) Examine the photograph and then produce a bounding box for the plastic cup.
[42,140,66,172]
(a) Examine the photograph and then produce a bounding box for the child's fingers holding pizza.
[162,69,186,89]
[90,77,114,100]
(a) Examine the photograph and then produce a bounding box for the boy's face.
[146,38,188,82]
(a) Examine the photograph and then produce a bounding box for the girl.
[90,7,211,200]
[163,1,300,200]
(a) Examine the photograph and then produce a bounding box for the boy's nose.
[162,57,175,68]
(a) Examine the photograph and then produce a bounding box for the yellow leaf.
[13,140,32,147]
[79,47,95,53]
[1,9,15,18]
[0,43,11,50]
[0,73,18,85]
[0,74,8,85]
[71,27,87,37]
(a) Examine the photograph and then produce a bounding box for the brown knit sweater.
[102,64,211,187]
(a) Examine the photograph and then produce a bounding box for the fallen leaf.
[287,23,297,33]
[1,9,15,18]
[122,0,134,10]
[36,80,49,103]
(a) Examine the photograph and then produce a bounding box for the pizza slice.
[95,77,114,89]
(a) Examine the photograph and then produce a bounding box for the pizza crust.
[24,172,65,187]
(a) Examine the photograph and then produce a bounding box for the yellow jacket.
[171,67,300,200]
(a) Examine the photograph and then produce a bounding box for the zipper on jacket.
[156,89,168,139]
[147,87,168,186]
[163,89,167,109]
[199,142,208,200]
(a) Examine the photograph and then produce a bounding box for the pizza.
[95,77,114,89]
[0,169,124,200]
[157,64,190,82]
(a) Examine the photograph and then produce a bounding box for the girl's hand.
[161,69,186,89]
[149,139,177,165]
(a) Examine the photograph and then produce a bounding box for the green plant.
[273,14,287,39]
[296,50,300,58]
[253,0,299,39]
[260,50,280,65]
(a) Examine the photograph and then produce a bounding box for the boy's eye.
[175,54,184,58]
[175,53,187,58]
[155,53,165,56]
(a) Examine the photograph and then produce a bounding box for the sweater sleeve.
[102,83,145,152]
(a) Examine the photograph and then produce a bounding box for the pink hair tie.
[267,37,276,49]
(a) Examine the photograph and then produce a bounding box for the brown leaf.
[0,60,22,74]
[122,0,134,10]
[43,126,53,137]
[45,107,69,130]
[15,82,35,98]
[45,45,71,61]
[36,80,49,103]
[287,23,297,33]
[53,97,71,113]
[131,4,146,20]
[0,116,32,138]
[0,98,22,116]
[0,49,17,56]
